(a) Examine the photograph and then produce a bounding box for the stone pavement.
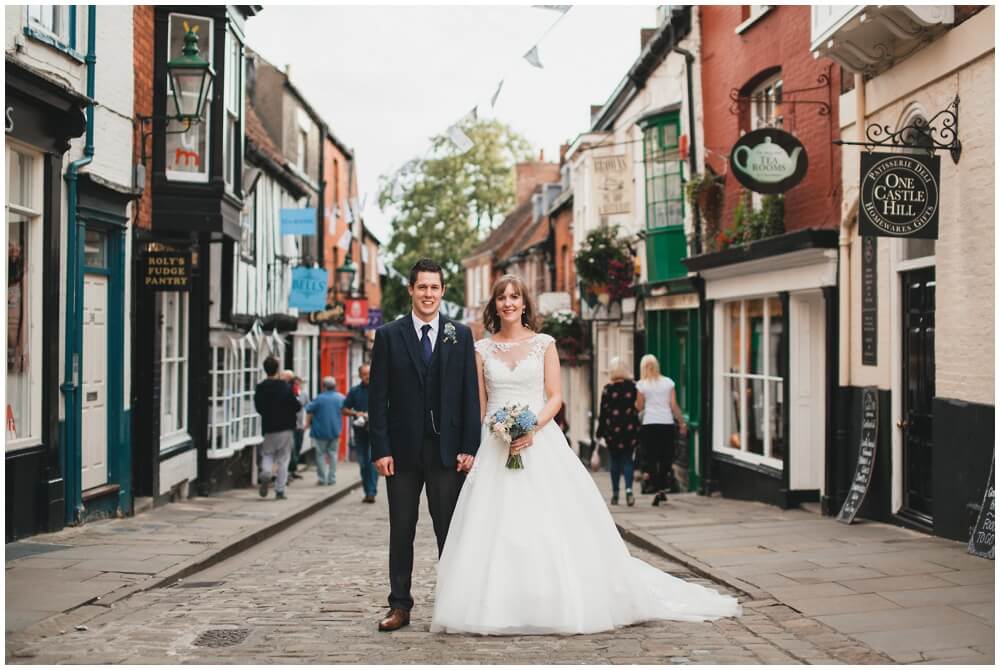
[7,474,895,665]
[597,476,995,665]
[5,463,362,635]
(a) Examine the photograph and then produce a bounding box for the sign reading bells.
[860,152,940,239]
[729,128,808,194]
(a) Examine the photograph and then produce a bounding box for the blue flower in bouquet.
[514,410,537,435]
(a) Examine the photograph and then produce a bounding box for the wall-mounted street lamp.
[137,25,215,167]
[336,254,357,296]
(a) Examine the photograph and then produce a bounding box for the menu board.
[967,456,995,560]
[837,388,878,524]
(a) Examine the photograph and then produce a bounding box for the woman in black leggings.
[636,354,687,506]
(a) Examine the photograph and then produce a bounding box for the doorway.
[901,266,935,524]
[81,274,109,490]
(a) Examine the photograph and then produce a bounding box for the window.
[240,190,256,263]
[6,146,44,450]
[160,292,190,448]
[27,5,74,47]
[751,73,783,130]
[736,5,772,33]
[208,341,263,455]
[719,297,784,465]
[293,335,315,399]
[642,113,684,230]
[165,13,213,183]
[296,128,308,173]
[223,29,243,194]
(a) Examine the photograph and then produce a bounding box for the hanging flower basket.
[541,309,589,367]
[575,225,634,305]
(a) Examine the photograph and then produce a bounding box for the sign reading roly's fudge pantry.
[860,152,940,239]
[729,128,808,194]
[143,250,191,291]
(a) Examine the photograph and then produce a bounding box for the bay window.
[643,113,684,230]
[6,146,44,450]
[165,13,213,183]
[718,297,785,466]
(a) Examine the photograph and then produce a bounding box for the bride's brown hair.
[482,274,541,334]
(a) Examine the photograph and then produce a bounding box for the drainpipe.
[671,44,701,256]
[61,5,97,524]
[839,73,864,386]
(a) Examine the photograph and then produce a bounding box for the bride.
[431,275,740,635]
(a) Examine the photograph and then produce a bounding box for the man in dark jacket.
[254,356,302,500]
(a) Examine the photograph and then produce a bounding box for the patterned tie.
[420,324,432,365]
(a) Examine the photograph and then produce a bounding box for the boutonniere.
[443,322,458,345]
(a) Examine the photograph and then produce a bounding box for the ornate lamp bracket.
[834,95,962,164]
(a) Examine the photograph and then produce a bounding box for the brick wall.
[515,161,560,206]
[133,5,153,230]
[699,5,842,233]
[551,205,578,312]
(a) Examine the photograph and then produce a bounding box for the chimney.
[284,63,292,80]
[539,149,544,161]
[640,28,657,50]
[559,143,570,163]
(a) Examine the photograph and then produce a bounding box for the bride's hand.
[511,431,534,454]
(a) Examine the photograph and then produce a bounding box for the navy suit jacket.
[369,313,481,471]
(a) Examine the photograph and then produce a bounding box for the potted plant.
[541,309,589,366]
[575,225,634,306]
[685,169,725,252]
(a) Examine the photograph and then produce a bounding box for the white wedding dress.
[430,334,741,635]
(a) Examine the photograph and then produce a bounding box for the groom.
[369,258,481,631]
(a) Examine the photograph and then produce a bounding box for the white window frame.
[6,143,45,451]
[208,337,265,459]
[27,5,72,45]
[223,28,243,195]
[165,12,213,184]
[714,297,784,470]
[160,292,191,450]
[751,72,783,131]
[735,5,773,34]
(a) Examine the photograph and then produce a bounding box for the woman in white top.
[635,354,687,506]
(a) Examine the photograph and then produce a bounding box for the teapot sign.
[730,128,808,194]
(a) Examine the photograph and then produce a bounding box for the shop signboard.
[837,388,878,524]
[859,152,940,239]
[968,455,994,560]
[280,207,317,236]
[344,298,369,327]
[729,128,808,194]
[142,250,191,291]
[289,267,328,312]
[861,236,878,366]
[593,153,631,216]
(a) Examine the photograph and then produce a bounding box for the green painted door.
[645,307,701,490]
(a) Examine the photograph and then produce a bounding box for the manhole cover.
[192,628,250,648]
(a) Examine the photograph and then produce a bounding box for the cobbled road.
[7,491,891,664]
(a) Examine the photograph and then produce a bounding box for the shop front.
[5,59,87,540]
[686,230,839,508]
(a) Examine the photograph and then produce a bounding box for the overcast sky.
[245,4,659,243]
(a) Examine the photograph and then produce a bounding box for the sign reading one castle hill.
[729,128,808,194]
[143,251,191,291]
[860,152,940,239]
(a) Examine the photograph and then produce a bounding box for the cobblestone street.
[8,490,894,664]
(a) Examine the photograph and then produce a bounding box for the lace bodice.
[475,333,554,414]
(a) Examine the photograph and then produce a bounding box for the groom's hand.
[456,454,474,472]
[374,456,395,477]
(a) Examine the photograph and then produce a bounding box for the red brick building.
[684,6,844,511]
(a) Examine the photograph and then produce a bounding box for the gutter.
[61,5,97,524]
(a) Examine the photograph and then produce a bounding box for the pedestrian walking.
[596,357,640,506]
[636,354,687,507]
[283,372,309,481]
[305,376,346,486]
[254,356,303,500]
[344,364,378,503]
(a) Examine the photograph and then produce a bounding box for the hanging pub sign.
[289,267,328,312]
[729,128,808,194]
[344,298,369,327]
[143,250,191,291]
[859,152,940,239]
[280,207,317,236]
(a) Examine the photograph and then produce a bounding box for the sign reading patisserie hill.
[860,152,940,239]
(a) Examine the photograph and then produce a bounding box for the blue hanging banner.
[280,208,317,236]
[289,267,328,312]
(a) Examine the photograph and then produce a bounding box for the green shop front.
[636,106,704,491]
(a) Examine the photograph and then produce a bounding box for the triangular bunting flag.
[491,79,504,109]
[523,45,543,69]
[447,125,474,154]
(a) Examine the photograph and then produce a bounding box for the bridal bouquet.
[487,403,537,470]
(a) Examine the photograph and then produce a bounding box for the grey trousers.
[260,430,293,493]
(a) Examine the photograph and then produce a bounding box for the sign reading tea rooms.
[860,152,940,239]
[729,128,808,194]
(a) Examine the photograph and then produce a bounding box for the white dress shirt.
[412,312,440,353]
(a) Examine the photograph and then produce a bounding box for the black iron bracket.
[833,95,961,164]
[730,64,833,119]
[136,114,195,166]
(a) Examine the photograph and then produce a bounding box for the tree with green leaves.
[377,118,533,320]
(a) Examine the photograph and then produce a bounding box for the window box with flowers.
[541,309,589,366]
[712,190,785,252]
[575,225,634,307]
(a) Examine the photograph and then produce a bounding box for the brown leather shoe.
[378,608,410,632]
